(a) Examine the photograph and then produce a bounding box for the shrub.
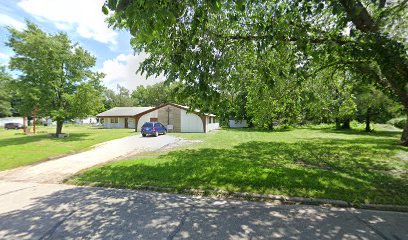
[387,117,407,129]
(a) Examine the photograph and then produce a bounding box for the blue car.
[141,122,167,137]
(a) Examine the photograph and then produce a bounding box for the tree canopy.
[102,82,182,109]
[104,0,408,144]
[6,22,105,134]
[0,66,12,117]
[103,85,134,109]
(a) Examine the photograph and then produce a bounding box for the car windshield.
[142,122,153,128]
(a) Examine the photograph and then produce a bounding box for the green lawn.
[70,124,408,205]
[0,124,134,171]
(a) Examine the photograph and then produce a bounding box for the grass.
[70,124,408,205]
[0,124,134,171]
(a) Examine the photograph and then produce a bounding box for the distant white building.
[96,103,219,133]
[73,117,97,124]
[229,119,248,128]
[0,117,24,127]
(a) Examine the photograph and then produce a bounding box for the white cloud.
[100,53,165,91]
[0,14,25,30]
[0,52,9,60]
[17,0,117,45]
[0,52,10,64]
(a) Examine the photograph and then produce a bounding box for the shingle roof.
[96,107,153,117]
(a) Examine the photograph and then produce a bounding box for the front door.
[124,118,128,128]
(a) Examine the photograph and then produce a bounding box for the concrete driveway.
[0,181,407,240]
[0,134,179,183]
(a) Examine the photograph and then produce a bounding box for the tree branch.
[212,33,351,45]
[305,60,369,79]
[338,0,379,32]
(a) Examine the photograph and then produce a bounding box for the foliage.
[72,127,408,205]
[0,66,12,117]
[245,45,303,128]
[131,82,181,107]
[103,85,134,108]
[0,125,133,171]
[104,0,408,144]
[6,22,105,134]
[388,118,407,129]
[354,84,403,130]
[101,82,184,109]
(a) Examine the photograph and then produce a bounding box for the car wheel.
[142,133,146,137]
[155,131,159,137]
[163,130,167,135]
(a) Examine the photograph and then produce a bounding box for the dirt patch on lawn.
[160,139,203,151]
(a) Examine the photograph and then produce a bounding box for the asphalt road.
[0,181,407,240]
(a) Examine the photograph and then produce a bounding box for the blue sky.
[0,0,164,91]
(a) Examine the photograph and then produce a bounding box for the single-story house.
[96,103,219,133]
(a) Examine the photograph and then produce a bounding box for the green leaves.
[7,22,104,134]
[105,0,407,138]
[102,5,109,15]
[0,66,12,117]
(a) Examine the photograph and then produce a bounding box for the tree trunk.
[335,118,341,129]
[402,113,408,146]
[365,109,371,132]
[33,109,36,134]
[56,121,63,135]
[23,114,27,133]
[365,119,370,132]
[341,119,350,129]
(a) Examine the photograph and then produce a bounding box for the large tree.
[103,85,134,109]
[104,0,408,144]
[7,22,104,135]
[355,84,403,131]
[0,66,12,117]
[131,82,183,107]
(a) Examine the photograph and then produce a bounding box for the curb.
[68,180,408,213]
[358,203,408,212]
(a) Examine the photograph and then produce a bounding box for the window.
[110,118,118,123]
[142,122,153,128]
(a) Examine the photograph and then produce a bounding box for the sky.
[0,0,165,91]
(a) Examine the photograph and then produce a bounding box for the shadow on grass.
[308,127,402,138]
[224,127,292,133]
[76,136,408,205]
[0,133,92,147]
